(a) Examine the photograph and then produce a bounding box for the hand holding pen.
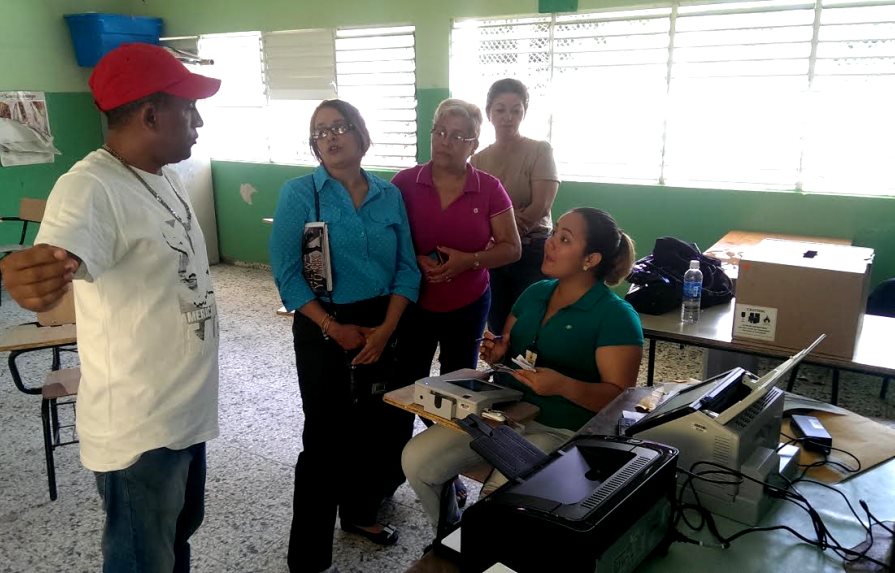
[478,330,509,365]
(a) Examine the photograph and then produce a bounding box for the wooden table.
[0,323,77,395]
[640,299,895,403]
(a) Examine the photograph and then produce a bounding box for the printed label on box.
[733,304,778,342]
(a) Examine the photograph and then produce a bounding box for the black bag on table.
[625,236,733,315]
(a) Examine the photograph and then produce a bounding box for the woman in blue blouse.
[269,100,421,573]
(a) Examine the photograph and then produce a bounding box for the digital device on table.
[413,373,523,420]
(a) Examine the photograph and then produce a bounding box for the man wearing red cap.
[0,43,222,572]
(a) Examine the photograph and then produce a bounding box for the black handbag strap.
[313,176,321,222]
[309,175,334,304]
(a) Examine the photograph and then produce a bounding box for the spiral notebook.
[302,221,333,296]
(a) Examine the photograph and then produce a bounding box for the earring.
[582,265,589,271]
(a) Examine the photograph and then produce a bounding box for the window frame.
[452,1,895,197]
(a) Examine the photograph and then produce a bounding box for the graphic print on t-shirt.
[161,218,217,341]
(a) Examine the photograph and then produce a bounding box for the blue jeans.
[95,443,207,573]
[398,289,491,386]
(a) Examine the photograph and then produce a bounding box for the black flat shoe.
[340,522,399,546]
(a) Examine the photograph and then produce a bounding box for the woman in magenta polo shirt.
[392,98,521,397]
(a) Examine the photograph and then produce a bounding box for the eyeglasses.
[311,122,355,141]
[431,127,476,146]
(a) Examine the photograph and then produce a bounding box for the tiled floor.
[1,264,893,572]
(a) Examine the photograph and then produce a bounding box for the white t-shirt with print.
[36,149,219,472]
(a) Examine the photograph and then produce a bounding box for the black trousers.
[488,237,546,333]
[398,289,491,387]
[287,296,414,573]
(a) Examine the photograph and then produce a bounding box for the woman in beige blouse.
[471,78,561,333]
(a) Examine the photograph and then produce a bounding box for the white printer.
[414,372,523,420]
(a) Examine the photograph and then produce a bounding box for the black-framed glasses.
[311,122,355,141]
[430,127,476,146]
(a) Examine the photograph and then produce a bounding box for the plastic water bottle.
[681,260,703,324]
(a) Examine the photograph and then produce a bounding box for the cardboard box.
[732,239,874,359]
[37,289,76,326]
[704,230,851,292]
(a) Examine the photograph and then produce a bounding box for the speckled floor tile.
[218,381,304,466]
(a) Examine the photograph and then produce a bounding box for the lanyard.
[102,146,195,253]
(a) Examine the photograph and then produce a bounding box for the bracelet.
[320,314,334,339]
[472,251,482,270]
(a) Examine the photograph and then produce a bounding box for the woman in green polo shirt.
[402,207,643,530]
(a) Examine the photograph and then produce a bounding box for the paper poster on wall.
[733,304,778,342]
[0,91,61,167]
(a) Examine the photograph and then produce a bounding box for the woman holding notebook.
[269,99,420,573]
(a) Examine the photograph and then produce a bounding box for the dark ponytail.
[569,207,635,286]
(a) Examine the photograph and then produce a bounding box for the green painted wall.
[2,0,129,92]
[416,88,450,163]
[213,160,895,288]
[1,1,127,244]
[55,0,893,288]
[0,95,104,245]
[553,183,895,288]
[212,162,397,264]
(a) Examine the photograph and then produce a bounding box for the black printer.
[460,435,678,573]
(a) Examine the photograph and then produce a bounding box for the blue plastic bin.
[64,13,164,67]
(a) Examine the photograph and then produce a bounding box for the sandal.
[340,522,399,546]
[453,477,468,509]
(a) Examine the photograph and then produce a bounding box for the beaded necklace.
[102,145,195,252]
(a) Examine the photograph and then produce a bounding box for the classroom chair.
[0,197,46,306]
[0,290,78,500]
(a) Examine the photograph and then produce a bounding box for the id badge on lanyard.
[524,346,539,368]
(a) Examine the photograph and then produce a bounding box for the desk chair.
[0,320,78,501]
[0,198,46,306]
[41,367,80,500]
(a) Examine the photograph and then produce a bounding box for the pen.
[475,335,503,343]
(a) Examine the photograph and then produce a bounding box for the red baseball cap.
[89,43,221,112]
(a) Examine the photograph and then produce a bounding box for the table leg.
[831,368,840,405]
[647,339,656,387]
[786,366,799,392]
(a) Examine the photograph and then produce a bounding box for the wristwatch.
[472,252,481,270]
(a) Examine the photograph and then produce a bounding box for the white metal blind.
[261,30,336,165]
[196,32,269,162]
[664,1,815,189]
[453,2,895,195]
[451,17,552,150]
[195,27,418,169]
[801,0,895,195]
[263,29,337,100]
[553,9,672,183]
[336,26,418,168]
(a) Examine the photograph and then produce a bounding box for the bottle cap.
[690,260,700,270]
